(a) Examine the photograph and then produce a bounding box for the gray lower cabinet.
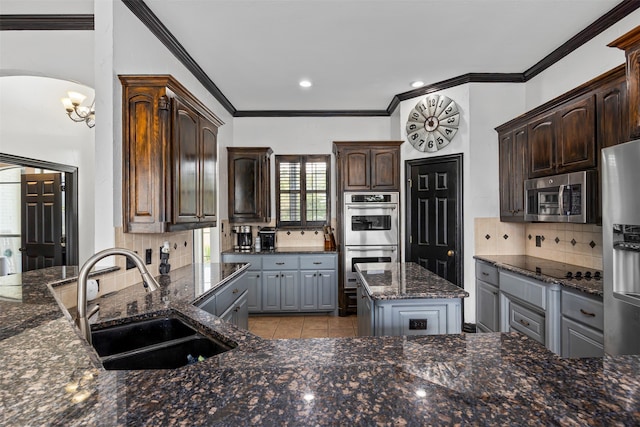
[220,291,249,330]
[356,281,373,336]
[301,270,337,311]
[476,261,499,332]
[561,288,604,358]
[263,270,299,311]
[195,271,249,329]
[221,252,337,314]
[499,270,562,354]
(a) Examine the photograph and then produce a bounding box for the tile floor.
[248,315,358,339]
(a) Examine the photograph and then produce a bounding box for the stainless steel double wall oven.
[343,192,399,289]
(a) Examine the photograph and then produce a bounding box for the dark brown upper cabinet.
[333,141,403,192]
[498,125,528,221]
[496,66,628,223]
[120,75,223,233]
[227,147,273,223]
[527,111,557,178]
[609,25,640,140]
[527,96,597,178]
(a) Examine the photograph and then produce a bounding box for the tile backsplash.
[474,217,603,270]
[224,218,337,251]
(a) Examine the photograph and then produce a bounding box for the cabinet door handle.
[492,291,498,296]
[256,274,260,278]
[232,288,239,294]
[519,319,530,327]
[234,306,240,312]
[580,309,596,317]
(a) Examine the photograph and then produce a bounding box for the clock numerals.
[406,94,460,153]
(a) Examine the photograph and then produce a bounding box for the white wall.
[232,116,391,222]
[0,76,95,265]
[91,1,235,261]
[395,83,525,323]
[525,9,640,109]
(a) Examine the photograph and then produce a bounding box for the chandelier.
[61,91,95,128]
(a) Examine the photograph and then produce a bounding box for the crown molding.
[0,14,94,31]
[121,0,236,115]
[122,0,637,118]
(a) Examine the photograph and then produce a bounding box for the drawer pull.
[482,272,489,276]
[232,288,239,294]
[580,309,596,317]
[492,291,498,296]
[519,319,530,327]
[313,261,322,265]
[276,262,285,265]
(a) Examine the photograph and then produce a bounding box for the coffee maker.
[232,225,253,251]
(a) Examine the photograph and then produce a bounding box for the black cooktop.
[494,255,602,282]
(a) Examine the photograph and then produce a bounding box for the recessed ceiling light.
[411,81,425,88]
[299,80,312,88]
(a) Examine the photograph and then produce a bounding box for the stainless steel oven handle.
[559,185,565,215]
[346,247,397,252]
[346,204,397,210]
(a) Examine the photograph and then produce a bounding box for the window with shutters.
[275,155,330,228]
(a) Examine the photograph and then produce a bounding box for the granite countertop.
[1,262,639,426]
[355,262,469,300]
[222,246,337,255]
[474,254,603,296]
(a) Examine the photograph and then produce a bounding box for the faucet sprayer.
[76,248,160,344]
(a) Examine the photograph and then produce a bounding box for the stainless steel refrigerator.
[602,139,640,355]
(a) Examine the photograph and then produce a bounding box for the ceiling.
[1,0,626,113]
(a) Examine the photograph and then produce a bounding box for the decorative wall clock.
[406,94,460,153]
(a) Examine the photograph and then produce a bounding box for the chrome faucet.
[76,247,160,344]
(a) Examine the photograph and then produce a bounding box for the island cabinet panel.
[227,147,272,223]
[556,96,596,173]
[498,125,528,221]
[356,280,374,336]
[120,75,223,233]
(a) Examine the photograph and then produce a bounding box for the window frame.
[275,154,331,229]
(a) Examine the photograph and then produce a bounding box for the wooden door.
[556,96,596,173]
[342,148,371,190]
[20,173,63,271]
[528,112,557,178]
[405,154,463,287]
[228,150,260,220]
[173,98,200,224]
[596,77,628,150]
[199,115,218,223]
[371,148,399,190]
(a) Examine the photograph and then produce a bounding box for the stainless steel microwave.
[524,171,596,223]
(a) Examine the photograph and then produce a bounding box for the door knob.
[447,250,455,257]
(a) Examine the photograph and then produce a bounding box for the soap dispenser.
[159,241,171,275]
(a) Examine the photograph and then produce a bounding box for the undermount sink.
[91,315,234,370]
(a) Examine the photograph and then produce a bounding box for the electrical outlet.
[145,248,152,264]
[536,235,542,247]
[126,251,138,270]
[409,319,427,330]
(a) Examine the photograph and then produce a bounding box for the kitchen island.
[1,264,639,426]
[355,262,469,336]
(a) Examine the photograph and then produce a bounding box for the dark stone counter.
[1,262,639,426]
[355,262,469,300]
[474,254,604,296]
